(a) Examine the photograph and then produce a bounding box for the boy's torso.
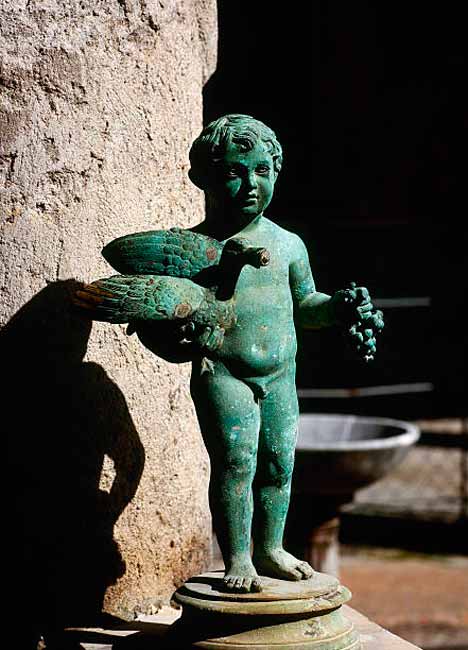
[213,217,299,377]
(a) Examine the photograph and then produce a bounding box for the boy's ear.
[188,167,205,190]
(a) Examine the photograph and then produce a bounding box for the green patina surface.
[75,114,384,595]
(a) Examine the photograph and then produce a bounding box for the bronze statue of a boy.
[76,114,383,594]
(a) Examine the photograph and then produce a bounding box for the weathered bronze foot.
[253,548,314,581]
[223,557,262,593]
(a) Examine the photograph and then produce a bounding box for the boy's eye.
[256,165,270,175]
[225,169,238,178]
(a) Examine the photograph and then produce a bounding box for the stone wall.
[0,0,216,626]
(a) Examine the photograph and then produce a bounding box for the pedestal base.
[168,571,361,649]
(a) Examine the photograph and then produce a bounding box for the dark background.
[204,2,467,420]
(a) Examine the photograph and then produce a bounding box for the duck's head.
[220,237,270,272]
[215,237,270,301]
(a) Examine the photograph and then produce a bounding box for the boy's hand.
[197,324,225,352]
[329,282,374,326]
[179,321,225,353]
[330,282,384,362]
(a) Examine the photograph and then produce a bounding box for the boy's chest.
[233,232,291,294]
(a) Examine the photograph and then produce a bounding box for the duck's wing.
[101,228,223,278]
[74,274,205,324]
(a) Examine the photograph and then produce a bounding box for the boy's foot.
[223,557,263,593]
[253,548,314,581]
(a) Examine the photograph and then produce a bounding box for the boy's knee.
[270,462,293,489]
[258,449,294,488]
[225,446,257,479]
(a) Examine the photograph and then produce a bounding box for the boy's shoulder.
[262,218,306,252]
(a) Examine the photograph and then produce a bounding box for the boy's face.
[206,141,277,226]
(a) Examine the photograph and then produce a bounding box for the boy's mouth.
[240,195,258,206]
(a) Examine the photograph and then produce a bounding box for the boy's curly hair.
[189,114,283,190]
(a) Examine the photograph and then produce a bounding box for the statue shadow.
[1,280,145,648]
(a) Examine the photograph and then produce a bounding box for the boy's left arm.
[289,235,384,359]
[288,237,333,329]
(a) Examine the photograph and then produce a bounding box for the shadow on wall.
[1,280,145,648]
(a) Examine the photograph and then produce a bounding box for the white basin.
[294,414,420,497]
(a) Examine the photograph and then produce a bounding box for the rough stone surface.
[1,0,216,623]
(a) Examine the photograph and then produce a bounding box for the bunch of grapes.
[343,282,385,363]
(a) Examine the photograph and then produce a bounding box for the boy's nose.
[245,172,258,191]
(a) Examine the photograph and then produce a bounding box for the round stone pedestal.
[168,570,361,649]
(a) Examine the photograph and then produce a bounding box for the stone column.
[0,0,217,631]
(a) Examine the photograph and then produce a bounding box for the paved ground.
[339,545,468,650]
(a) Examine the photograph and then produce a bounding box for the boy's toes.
[239,577,252,593]
[287,568,302,580]
[251,577,263,592]
[297,561,314,579]
[223,575,263,593]
[224,576,237,591]
[234,577,244,590]
[239,576,263,592]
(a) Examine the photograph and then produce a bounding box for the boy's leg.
[252,368,313,580]
[191,364,262,592]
